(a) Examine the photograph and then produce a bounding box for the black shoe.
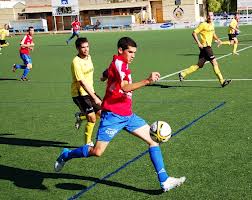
[12,64,16,72]
[221,79,232,87]
[21,77,29,81]
[178,72,184,82]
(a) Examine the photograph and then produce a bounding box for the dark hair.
[28,26,34,31]
[117,37,137,51]
[75,37,89,48]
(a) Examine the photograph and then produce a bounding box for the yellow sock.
[233,43,238,53]
[84,122,95,144]
[80,115,86,120]
[213,65,224,84]
[221,41,231,45]
[1,43,9,47]
[181,65,199,78]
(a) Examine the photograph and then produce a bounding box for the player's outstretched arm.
[121,72,160,92]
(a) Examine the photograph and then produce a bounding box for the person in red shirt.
[66,16,81,44]
[12,27,34,81]
[55,37,186,192]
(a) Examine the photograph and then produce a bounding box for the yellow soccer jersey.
[71,55,95,97]
[194,22,215,47]
[0,29,9,40]
[229,18,238,34]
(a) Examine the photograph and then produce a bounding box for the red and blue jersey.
[19,34,33,55]
[71,21,81,32]
[102,55,133,116]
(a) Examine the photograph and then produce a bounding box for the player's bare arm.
[192,31,203,48]
[213,33,222,46]
[121,72,160,92]
[79,79,102,106]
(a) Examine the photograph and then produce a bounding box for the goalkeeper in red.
[55,37,186,192]
[178,12,231,87]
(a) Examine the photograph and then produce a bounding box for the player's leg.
[210,58,231,87]
[21,55,32,81]
[232,37,239,55]
[54,111,125,172]
[179,55,205,81]
[218,34,232,47]
[66,32,75,44]
[126,114,185,191]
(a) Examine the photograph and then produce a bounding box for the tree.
[208,0,222,12]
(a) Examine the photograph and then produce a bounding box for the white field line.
[159,44,252,81]
[219,33,252,39]
[158,79,252,82]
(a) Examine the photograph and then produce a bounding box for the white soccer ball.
[150,121,172,143]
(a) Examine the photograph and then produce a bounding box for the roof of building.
[22,1,150,13]
[0,0,25,9]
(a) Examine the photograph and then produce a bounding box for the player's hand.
[216,40,222,48]
[100,76,107,82]
[198,43,204,49]
[147,72,160,83]
[94,97,102,106]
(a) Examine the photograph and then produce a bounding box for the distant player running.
[12,27,35,81]
[0,24,10,54]
[66,17,81,44]
[54,37,186,192]
[178,12,231,87]
[218,13,240,55]
[71,37,102,146]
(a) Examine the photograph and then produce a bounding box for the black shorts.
[199,46,215,61]
[72,94,101,115]
[228,34,236,41]
[0,40,7,45]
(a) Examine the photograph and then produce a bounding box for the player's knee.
[27,64,32,69]
[87,113,97,123]
[93,148,104,157]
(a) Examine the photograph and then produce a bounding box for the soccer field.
[0,26,252,200]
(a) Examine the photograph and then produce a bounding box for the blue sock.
[149,146,169,183]
[22,68,30,78]
[65,144,90,161]
[15,64,26,69]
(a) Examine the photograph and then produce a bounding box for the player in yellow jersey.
[71,37,102,146]
[218,13,240,55]
[0,24,10,54]
[178,12,231,87]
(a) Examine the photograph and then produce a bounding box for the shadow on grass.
[0,164,162,195]
[0,133,78,148]
[177,53,225,56]
[147,83,219,89]
[0,78,19,81]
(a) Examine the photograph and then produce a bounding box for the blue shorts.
[96,111,147,142]
[20,53,32,65]
[72,31,79,37]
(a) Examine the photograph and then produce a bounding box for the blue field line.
[68,101,226,200]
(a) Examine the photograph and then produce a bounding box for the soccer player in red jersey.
[55,37,186,192]
[66,16,81,44]
[12,27,35,81]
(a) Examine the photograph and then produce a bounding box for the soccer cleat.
[74,112,83,129]
[178,72,184,82]
[20,77,29,81]
[221,79,232,88]
[86,141,94,147]
[66,40,69,45]
[54,148,69,172]
[161,176,186,192]
[232,52,239,55]
[12,64,16,72]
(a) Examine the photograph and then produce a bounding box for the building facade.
[20,0,206,31]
